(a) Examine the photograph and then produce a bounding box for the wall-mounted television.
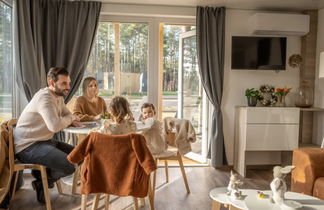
[231,36,287,70]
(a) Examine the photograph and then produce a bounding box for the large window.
[0,0,12,122]
[83,22,148,118]
[77,18,207,163]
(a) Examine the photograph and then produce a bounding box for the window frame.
[99,15,208,163]
[0,0,15,121]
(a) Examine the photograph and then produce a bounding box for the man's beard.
[54,85,69,97]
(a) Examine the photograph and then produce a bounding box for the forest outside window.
[0,0,12,122]
[80,22,148,117]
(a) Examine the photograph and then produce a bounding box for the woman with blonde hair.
[73,77,107,121]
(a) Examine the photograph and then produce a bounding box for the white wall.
[313,8,324,146]
[223,9,301,164]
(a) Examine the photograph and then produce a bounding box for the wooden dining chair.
[7,119,63,210]
[152,132,190,196]
[86,179,154,210]
[68,132,156,210]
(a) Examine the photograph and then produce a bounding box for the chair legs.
[164,160,169,183]
[90,194,145,210]
[177,152,190,193]
[56,180,63,194]
[72,165,80,194]
[91,194,110,210]
[153,152,190,194]
[91,194,100,210]
[133,197,139,210]
[12,171,20,198]
[40,166,52,210]
[81,194,88,210]
[11,166,64,210]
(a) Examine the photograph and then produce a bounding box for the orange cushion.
[313,177,324,200]
[291,148,324,196]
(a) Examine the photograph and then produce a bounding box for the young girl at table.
[139,103,167,154]
[97,96,136,135]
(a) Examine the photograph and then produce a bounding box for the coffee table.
[245,190,324,210]
[210,187,324,210]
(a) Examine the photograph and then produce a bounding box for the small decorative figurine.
[270,165,295,205]
[227,170,243,200]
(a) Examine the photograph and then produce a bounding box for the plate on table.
[81,121,99,128]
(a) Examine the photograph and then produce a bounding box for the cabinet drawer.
[246,107,299,124]
[246,124,299,150]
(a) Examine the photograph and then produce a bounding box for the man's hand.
[71,120,85,128]
[93,114,101,121]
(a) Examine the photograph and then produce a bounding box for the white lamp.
[319,52,324,78]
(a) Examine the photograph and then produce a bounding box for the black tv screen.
[231,36,287,70]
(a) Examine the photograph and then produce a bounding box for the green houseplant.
[245,88,259,107]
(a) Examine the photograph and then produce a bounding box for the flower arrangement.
[258,85,277,106]
[275,87,292,96]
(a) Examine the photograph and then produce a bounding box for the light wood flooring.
[6,166,277,210]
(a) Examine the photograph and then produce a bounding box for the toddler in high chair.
[139,103,167,154]
[96,96,136,135]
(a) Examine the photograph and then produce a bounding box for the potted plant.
[245,88,259,107]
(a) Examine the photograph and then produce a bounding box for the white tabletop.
[244,190,324,210]
[64,120,152,135]
[64,121,100,134]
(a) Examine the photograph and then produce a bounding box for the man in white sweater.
[14,67,83,203]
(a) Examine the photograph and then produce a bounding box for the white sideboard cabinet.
[234,107,300,177]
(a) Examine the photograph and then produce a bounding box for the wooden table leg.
[229,205,241,210]
[211,200,221,210]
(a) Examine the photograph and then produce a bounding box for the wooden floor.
[7,166,277,210]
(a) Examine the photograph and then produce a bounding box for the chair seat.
[152,150,176,159]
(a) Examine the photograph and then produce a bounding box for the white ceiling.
[101,0,324,11]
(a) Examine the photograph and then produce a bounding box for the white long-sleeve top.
[14,87,76,153]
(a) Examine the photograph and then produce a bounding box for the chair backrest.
[68,132,157,196]
[0,118,17,203]
[7,118,17,172]
[166,132,176,147]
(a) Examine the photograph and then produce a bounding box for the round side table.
[209,187,246,210]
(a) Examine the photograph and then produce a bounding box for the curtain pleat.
[15,0,101,102]
[196,6,227,168]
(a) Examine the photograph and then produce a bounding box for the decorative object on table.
[257,191,268,199]
[258,85,277,106]
[288,54,303,71]
[270,165,295,205]
[101,112,111,119]
[227,170,243,200]
[295,80,313,108]
[245,88,260,107]
[275,87,292,107]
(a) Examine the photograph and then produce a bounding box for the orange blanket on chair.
[67,132,157,197]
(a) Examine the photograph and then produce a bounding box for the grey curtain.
[196,6,226,168]
[15,0,101,102]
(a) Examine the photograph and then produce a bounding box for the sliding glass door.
[177,30,207,163]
